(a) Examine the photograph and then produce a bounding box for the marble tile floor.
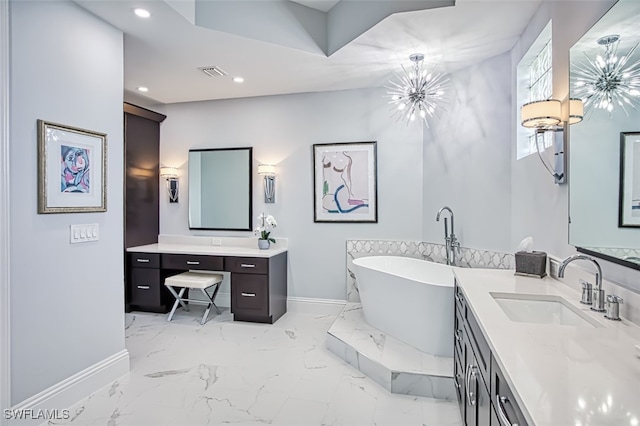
[47,307,462,426]
[326,304,455,400]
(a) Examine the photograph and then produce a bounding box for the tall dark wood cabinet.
[124,103,166,312]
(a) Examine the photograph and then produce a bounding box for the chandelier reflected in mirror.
[386,53,449,126]
[572,34,640,116]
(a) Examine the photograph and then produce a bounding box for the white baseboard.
[9,350,129,426]
[287,297,346,315]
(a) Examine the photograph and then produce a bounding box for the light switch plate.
[70,224,99,243]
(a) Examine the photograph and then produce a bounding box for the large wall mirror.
[188,147,253,231]
[569,0,640,271]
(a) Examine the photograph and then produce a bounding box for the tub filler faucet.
[436,206,460,266]
[558,254,606,312]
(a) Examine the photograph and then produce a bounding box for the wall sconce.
[257,164,276,203]
[159,167,179,203]
[520,98,583,184]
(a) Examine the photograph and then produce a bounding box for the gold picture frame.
[37,119,107,214]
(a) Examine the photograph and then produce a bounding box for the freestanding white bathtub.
[352,256,454,357]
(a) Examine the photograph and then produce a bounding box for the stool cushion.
[165,272,223,289]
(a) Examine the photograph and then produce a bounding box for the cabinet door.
[463,329,477,426]
[454,350,465,417]
[464,328,492,426]
[476,363,491,426]
[491,356,529,426]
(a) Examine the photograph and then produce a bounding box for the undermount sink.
[491,293,603,328]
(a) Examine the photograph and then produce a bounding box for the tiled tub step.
[326,303,456,400]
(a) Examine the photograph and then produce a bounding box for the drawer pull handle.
[455,293,464,303]
[240,264,256,268]
[466,365,477,406]
[137,285,150,290]
[136,259,150,263]
[455,329,463,342]
[496,395,518,426]
[454,373,461,390]
[241,292,256,297]
[186,261,200,265]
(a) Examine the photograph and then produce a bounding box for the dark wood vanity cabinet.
[229,253,287,324]
[124,103,166,312]
[128,253,173,313]
[454,281,528,426]
[126,251,287,323]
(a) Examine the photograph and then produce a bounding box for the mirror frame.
[569,0,640,272]
[188,147,253,231]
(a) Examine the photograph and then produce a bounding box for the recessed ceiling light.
[137,86,149,92]
[134,8,151,18]
[233,77,244,83]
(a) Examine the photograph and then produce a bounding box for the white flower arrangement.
[255,212,277,243]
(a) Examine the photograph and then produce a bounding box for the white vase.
[258,239,270,250]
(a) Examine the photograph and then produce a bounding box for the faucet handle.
[605,295,623,321]
[606,295,623,304]
[579,280,593,305]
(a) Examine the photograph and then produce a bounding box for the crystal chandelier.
[387,53,449,126]
[572,34,640,116]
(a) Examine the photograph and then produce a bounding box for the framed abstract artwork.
[37,119,107,214]
[619,131,640,227]
[313,141,377,223]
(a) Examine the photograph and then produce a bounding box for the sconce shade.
[258,164,276,176]
[568,98,584,125]
[521,99,562,128]
[160,167,178,177]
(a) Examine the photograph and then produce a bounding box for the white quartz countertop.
[453,267,640,426]
[126,243,287,258]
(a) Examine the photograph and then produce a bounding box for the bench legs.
[165,283,221,325]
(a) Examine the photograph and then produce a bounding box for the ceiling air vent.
[199,66,228,78]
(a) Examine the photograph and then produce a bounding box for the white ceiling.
[75,0,542,105]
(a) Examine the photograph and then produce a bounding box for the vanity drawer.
[454,304,464,361]
[466,305,491,385]
[162,253,223,271]
[129,252,160,268]
[231,274,268,315]
[454,281,466,314]
[226,257,268,274]
[130,268,161,307]
[453,345,465,413]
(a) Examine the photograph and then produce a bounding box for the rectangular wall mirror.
[569,0,640,271]
[188,147,253,231]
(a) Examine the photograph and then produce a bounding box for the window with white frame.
[517,21,552,160]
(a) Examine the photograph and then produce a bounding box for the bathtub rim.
[353,255,454,288]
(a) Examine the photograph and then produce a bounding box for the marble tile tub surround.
[327,303,456,400]
[346,239,514,302]
[549,254,640,326]
[48,310,462,426]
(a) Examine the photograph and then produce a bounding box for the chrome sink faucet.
[558,254,606,312]
[436,206,460,266]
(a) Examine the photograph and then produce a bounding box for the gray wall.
[159,88,424,300]
[422,52,512,253]
[9,0,125,404]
